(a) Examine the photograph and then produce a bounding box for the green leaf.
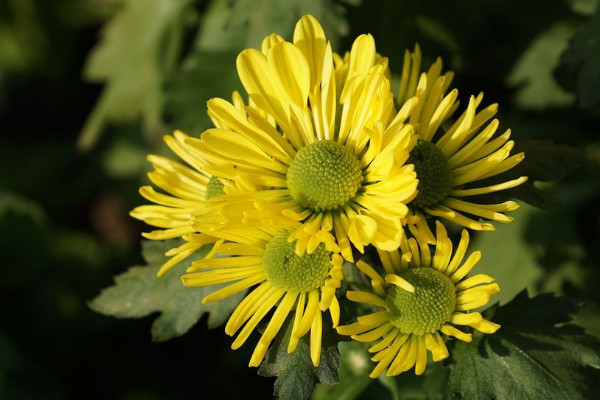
[89,240,245,341]
[389,363,449,400]
[258,314,341,400]
[377,374,401,400]
[79,0,195,150]
[503,180,559,209]
[102,139,149,179]
[193,0,258,52]
[164,0,351,135]
[191,0,348,53]
[164,51,241,135]
[312,331,450,400]
[449,291,600,400]
[513,140,584,182]
[503,181,560,209]
[0,191,46,223]
[470,205,544,305]
[507,23,576,110]
[503,139,584,208]
[576,301,600,339]
[162,0,245,135]
[312,342,372,400]
[556,8,600,117]
[468,138,584,209]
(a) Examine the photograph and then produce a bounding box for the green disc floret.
[205,175,225,200]
[262,231,331,293]
[286,140,363,212]
[407,140,453,209]
[385,267,456,335]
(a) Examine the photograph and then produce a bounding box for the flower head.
[181,225,343,367]
[130,130,223,276]
[337,221,500,377]
[128,15,516,379]
[189,15,419,261]
[397,46,527,240]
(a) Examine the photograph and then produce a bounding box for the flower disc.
[286,140,363,212]
[206,176,225,200]
[385,268,456,335]
[407,140,453,209]
[262,231,332,293]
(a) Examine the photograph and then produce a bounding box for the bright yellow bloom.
[337,221,500,377]
[181,225,343,367]
[188,15,419,261]
[130,130,222,276]
[397,45,527,240]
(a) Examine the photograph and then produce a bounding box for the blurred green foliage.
[556,5,600,117]
[2,0,600,399]
[507,22,576,110]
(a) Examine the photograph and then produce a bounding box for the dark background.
[1,0,599,399]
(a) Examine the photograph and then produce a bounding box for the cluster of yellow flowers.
[131,15,526,377]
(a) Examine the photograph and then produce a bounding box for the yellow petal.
[293,14,327,91]
[267,42,310,109]
[237,48,290,125]
[346,34,376,81]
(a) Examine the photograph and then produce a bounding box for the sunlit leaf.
[90,240,245,341]
[508,23,576,110]
[79,0,196,150]
[470,205,544,305]
[103,139,149,179]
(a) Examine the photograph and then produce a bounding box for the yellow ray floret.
[190,15,419,262]
[397,45,527,236]
[181,225,343,367]
[130,130,225,276]
[337,221,500,377]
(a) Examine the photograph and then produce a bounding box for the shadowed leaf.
[449,291,600,400]
[259,314,341,400]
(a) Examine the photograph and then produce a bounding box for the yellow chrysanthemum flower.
[188,15,419,261]
[130,130,223,276]
[397,45,528,239]
[337,221,500,377]
[181,226,343,367]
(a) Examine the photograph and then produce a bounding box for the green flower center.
[384,268,456,335]
[205,176,225,200]
[286,140,363,212]
[262,231,332,293]
[407,140,453,209]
